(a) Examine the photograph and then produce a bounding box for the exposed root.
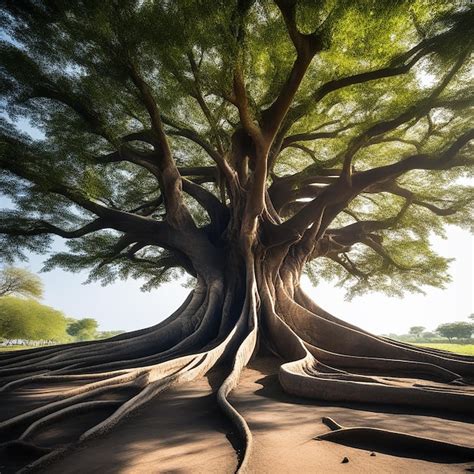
[2,273,474,473]
[296,287,474,363]
[217,286,258,473]
[19,400,124,442]
[0,289,204,380]
[261,278,474,416]
[280,282,474,378]
[4,279,259,473]
[318,417,474,463]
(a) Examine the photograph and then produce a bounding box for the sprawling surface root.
[317,416,474,462]
[1,270,474,473]
[260,276,474,418]
[0,277,256,473]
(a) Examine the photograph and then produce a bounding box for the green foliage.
[0,267,43,299]
[0,0,472,299]
[409,326,425,338]
[436,321,473,340]
[66,317,99,341]
[0,296,68,341]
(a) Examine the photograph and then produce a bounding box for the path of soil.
[1,357,473,473]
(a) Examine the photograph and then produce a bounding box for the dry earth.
[1,357,473,473]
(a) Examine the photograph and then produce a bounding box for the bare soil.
[1,356,473,473]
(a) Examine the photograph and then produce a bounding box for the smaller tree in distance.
[67,318,99,341]
[0,267,43,299]
[409,326,426,339]
[0,296,68,342]
[97,330,125,340]
[436,322,474,342]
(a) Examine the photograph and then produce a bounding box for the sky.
[2,223,471,335]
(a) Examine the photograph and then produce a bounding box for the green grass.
[2,343,473,356]
[414,343,474,356]
[0,345,41,351]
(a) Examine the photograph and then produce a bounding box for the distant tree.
[469,313,474,321]
[436,322,473,341]
[409,326,425,338]
[97,330,125,340]
[421,331,437,340]
[0,296,68,342]
[0,297,37,340]
[0,267,43,299]
[67,318,99,341]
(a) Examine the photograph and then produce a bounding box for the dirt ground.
[1,357,473,473]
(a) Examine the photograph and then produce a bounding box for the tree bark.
[1,242,473,472]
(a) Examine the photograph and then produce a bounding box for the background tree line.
[0,267,123,346]
[385,314,474,343]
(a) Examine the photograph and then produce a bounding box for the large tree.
[0,0,473,470]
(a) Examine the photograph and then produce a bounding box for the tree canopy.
[0,3,473,471]
[0,296,67,341]
[0,266,43,299]
[0,0,472,298]
[408,326,425,338]
[436,321,474,340]
[66,317,99,341]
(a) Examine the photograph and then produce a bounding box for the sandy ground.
[1,357,473,473]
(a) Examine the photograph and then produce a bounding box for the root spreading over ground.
[1,2,474,472]
[1,272,473,473]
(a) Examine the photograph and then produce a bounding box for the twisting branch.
[261,0,323,141]
[0,218,107,239]
[162,116,235,184]
[127,62,195,229]
[283,23,469,131]
[281,123,354,149]
[339,48,470,182]
[182,179,229,231]
[353,128,474,192]
[373,183,460,216]
[187,50,225,154]
[267,125,472,248]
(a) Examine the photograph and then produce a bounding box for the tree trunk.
[1,243,473,472]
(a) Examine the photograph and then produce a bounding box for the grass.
[2,343,474,356]
[0,345,45,351]
[414,343,474,356]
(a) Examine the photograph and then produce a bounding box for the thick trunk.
[0,251,473,472]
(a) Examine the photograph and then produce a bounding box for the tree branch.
[260,0,323,141]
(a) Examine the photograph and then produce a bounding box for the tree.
[67,317,99,341]
[436,322,474,341]
[0,1,473,470]
[0,297,38,341]
[0,267,43,299]
[0,296,68,342]
[97,330,125,340]
[409,326,425,338]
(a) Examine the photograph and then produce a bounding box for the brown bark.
[1,6,473,472]
[1,243,473,473]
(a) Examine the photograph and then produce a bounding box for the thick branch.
[340,49,469,181]
[127,63,194,229]
[0,218,107,239]
[260,0,323,141]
